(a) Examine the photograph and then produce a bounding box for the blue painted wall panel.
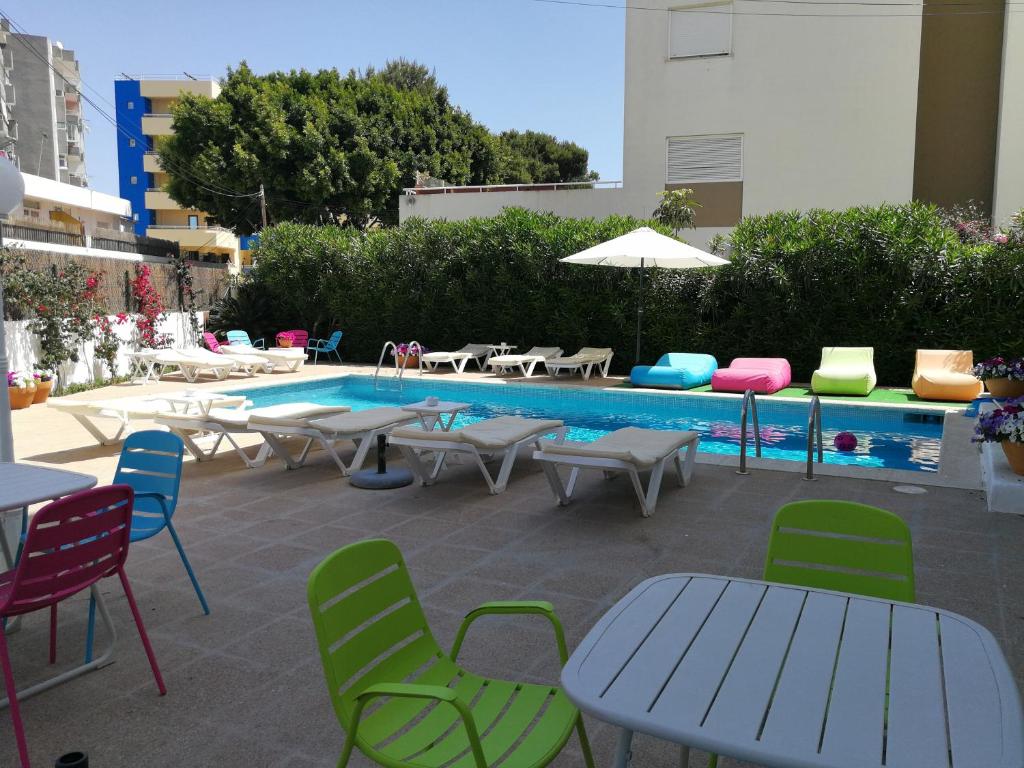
[114,80,151,236]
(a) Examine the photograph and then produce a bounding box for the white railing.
[403,180,623,195]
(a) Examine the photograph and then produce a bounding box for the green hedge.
[217,205,1024,385]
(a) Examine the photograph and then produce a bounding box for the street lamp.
[0,155,26,462]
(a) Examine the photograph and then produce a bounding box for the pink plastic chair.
[0,486,166,767]
[203,331,224,353]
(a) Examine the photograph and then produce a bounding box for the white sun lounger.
[248,407,419,475]
[47,393,248,445]
[487,347,564,377]
[544,348,614,380]
[532,427,699,517]
[156,402,350,466]
[390,416,566,494]
[185,347,272,377]
[154,349,238,383]
[225,344,306,372]
[421,344,493,374]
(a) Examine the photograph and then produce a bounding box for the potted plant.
[392,343,428,369]
[973,356,1024,398]
[7,371,37,410]
[276,331,295,349]
[974,396,1024,475]
[32,369,55,403]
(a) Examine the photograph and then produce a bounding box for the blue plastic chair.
[226,329,265,349]
[85,431,209,659]
[307,330,343,364]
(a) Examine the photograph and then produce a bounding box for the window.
[126,100,134,110]
[187,214,199,229]
[128,138,136,147]
[130,175,138,185]
[669,1,732,59]
[666,134,743,184]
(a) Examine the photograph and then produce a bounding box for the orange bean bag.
[911,350,983,402]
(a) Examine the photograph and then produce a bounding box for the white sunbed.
[188,347,273,377]
[48,392,248,446]
[389,416,566,495]
[544,347,615,381]
[487,347,564,377]
[154,349,238,383]
[421,344,493,374]
[224,344,306,372]
[248,407,419,476]
[532,427,700,517]
[156,402,350,466]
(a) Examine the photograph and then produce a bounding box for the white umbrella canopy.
[560,227,728,364]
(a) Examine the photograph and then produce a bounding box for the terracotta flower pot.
[9,383,36,410]
[277,337,294,348]
[396,354,420,369]
[986,377,1024,398]
[1002,442,1024,476]
[32,379,54,404]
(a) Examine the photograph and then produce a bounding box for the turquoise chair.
[308,330,343,364]
[630,353,718,389]
[226,329,265,349]
[86,430,208,659]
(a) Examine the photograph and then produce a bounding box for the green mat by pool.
[621,382,968,409]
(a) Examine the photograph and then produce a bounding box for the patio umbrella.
[560,227,728,364]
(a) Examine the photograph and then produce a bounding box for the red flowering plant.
[131,263,172,349]
[94,310,129,377]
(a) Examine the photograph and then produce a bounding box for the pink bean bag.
[711,357,792,394]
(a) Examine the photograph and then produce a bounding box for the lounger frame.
[532,436,699,517]
[544,355,614,381]
[156,413,272,468]
[392,426,567,494]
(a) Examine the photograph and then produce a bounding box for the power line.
[519,0,1018,16]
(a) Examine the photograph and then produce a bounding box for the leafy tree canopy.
[158,60,596,232]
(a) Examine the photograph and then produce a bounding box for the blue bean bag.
[630,353,718,389]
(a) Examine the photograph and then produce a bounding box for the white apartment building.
[400,0,1023,244]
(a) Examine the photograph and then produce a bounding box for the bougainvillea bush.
[131,263,171,349]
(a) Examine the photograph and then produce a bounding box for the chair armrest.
[253,338,265,349]
[451,600,569,664]
[354,683,486,768]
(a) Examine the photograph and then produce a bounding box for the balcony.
[141,113,173,136]
[143,151,162,173]
[144,188,180,210]
[146,224,238,252]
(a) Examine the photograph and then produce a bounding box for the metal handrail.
[805,395,824,480]
[404,341,425,377]
[374,340,425,389]
[736,389,762,475]
[374,341,398,389]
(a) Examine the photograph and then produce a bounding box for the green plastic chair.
[763,499,915,601]
[706,500,914,768]
[307,539,595,768]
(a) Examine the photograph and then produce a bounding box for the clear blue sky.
[4,0,626,197]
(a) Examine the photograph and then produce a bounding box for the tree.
[158,61,596,232]
[653,188,702,237]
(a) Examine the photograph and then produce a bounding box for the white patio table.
[562,573,1024,768]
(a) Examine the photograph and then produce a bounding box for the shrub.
[233,204,1024,385]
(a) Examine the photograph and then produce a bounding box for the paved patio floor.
[1,370,1020,767]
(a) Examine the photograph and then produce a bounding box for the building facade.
[399,0,1022,244]
[114,76,241,268]
[0,20,87,186]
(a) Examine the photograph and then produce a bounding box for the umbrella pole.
[635,258,644,364]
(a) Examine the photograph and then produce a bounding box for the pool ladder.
[736,389,762,475]
[373,341,425,390]
[805,395,824,480]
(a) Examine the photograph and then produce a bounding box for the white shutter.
[669,2,732,59]
[666,134,743,184]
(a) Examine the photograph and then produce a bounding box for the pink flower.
[994,233,1009,245]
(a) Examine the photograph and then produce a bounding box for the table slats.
[941,614,1004,767]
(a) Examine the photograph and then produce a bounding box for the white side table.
[400,400,472,432]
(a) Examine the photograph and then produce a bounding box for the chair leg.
[48,605,57,665]
[577,715,596,768]
[0,628,31,767]
[117,568,166,695]
[164,520,210,615]
[84,594,96,663]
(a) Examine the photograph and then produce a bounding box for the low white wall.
[3,311,204,388]
[400,188,632,224]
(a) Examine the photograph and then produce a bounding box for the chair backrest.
[114,430,184,524]
[325,331,343,349]
[763,500,915,602]
[0,485,135,617]
[576,347,613,360]
[226,330,253,347]
[461,343,492,356]
[526,346,563,359]
[916,349,973,374]
[307,539,441,731]
[203,332,223,353]
[280,329,309,348]
[820,346,874,369]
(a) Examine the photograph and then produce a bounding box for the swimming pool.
[235,375,945,472]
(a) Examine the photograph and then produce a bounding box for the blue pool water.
[234,376,944,472]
